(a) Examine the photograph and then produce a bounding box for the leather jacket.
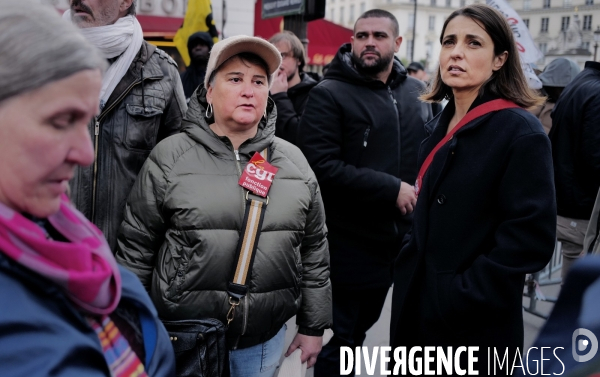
[70,41,187,251]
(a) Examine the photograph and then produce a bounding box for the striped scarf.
[87,315,149,377]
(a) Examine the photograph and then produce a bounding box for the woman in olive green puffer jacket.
[115,85,332,354]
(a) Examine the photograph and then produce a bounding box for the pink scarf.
[0,195,121,315]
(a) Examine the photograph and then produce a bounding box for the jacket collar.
[182,86,275,159]
[425,92,503,136]
[288,72,318,97]
[102,41,163,113]
[324,43,407,88]
[585,61,600,71]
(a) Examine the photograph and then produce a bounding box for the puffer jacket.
[70,41,187,252]
[116,87,331,349]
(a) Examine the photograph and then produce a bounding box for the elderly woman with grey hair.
[116,35,332,376]
[0,1,175,376]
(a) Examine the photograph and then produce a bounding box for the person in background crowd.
[65,0,187,252]
[299,9,432,377]
[391,4,555,374]
[0,2,175,376]
[116,35,331,376]
[549,60,600,280]
[584,187,600,255]
[408,61,444,116]
[269,31,318,145]
[406,61,429,82]
[529,58,580,134]
[180,31,214,100]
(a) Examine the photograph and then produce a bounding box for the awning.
[137,15,183,38]
[253,0,352,66]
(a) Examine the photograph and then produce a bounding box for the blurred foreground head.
[0,0,106,217]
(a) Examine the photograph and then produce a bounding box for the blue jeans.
[229,325,286,377]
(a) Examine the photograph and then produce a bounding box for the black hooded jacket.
[549,61,600,219]
[298,43,432,241]
[180,32,214,99]
[271,72,318,145]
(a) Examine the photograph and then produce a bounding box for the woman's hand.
[285,333,323,368]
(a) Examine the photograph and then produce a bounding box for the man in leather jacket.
[66,0,187,251]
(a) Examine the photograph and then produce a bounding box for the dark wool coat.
[391,95,557,373]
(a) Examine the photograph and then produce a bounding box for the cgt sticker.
[238,152,278,198]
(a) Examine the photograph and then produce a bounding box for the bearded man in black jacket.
[299,9,432,377]
[269,31,318,145]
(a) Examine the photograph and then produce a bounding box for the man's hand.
[285,333,323,369]
[270,69,288,95]
[396,182,417,215]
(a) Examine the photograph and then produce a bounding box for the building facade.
[326,0,599,72]
[325,0,476,72]
[508,0,599,67]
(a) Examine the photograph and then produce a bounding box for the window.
[360,2,366,14]
[408,13,414,29]
[523,18,529,28]
[406,40,414,59]
[585,0,593,4]
[460,0,466,6]
[350,4,355,22]
[431,0,436,6]
[446,0,452,6]
[541,17,549,32]
[340,6,344,24]
[523,0,531,9]
[561,16,570,31]
[539,42,548,54]
[429,15,435,30]
[583,15,592,30]
[563,0,571,6]
[543,0,551,8]
[583,41,591,50]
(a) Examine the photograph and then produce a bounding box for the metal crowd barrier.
[523,241,563,319]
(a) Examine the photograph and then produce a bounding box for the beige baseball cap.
[203,35,282,89]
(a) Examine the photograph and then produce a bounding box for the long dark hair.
[422,4,544,108]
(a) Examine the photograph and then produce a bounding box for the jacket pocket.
[435,271,463,335]
[124,104,163,151]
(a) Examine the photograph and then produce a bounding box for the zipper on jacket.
[91,117,100,218]
[90,79,142,221]
[233,150,246,214]
[363,126,371,147]
[387,86,399,116]
[388,86,402,177]
[232,149,250,350]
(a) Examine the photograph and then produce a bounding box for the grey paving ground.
[280,274,562,377]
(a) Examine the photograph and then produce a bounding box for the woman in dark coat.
[390,4,556,374]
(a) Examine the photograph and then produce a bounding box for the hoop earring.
[206,103,213,118]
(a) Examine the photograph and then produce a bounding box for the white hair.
[0,0,107,104]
